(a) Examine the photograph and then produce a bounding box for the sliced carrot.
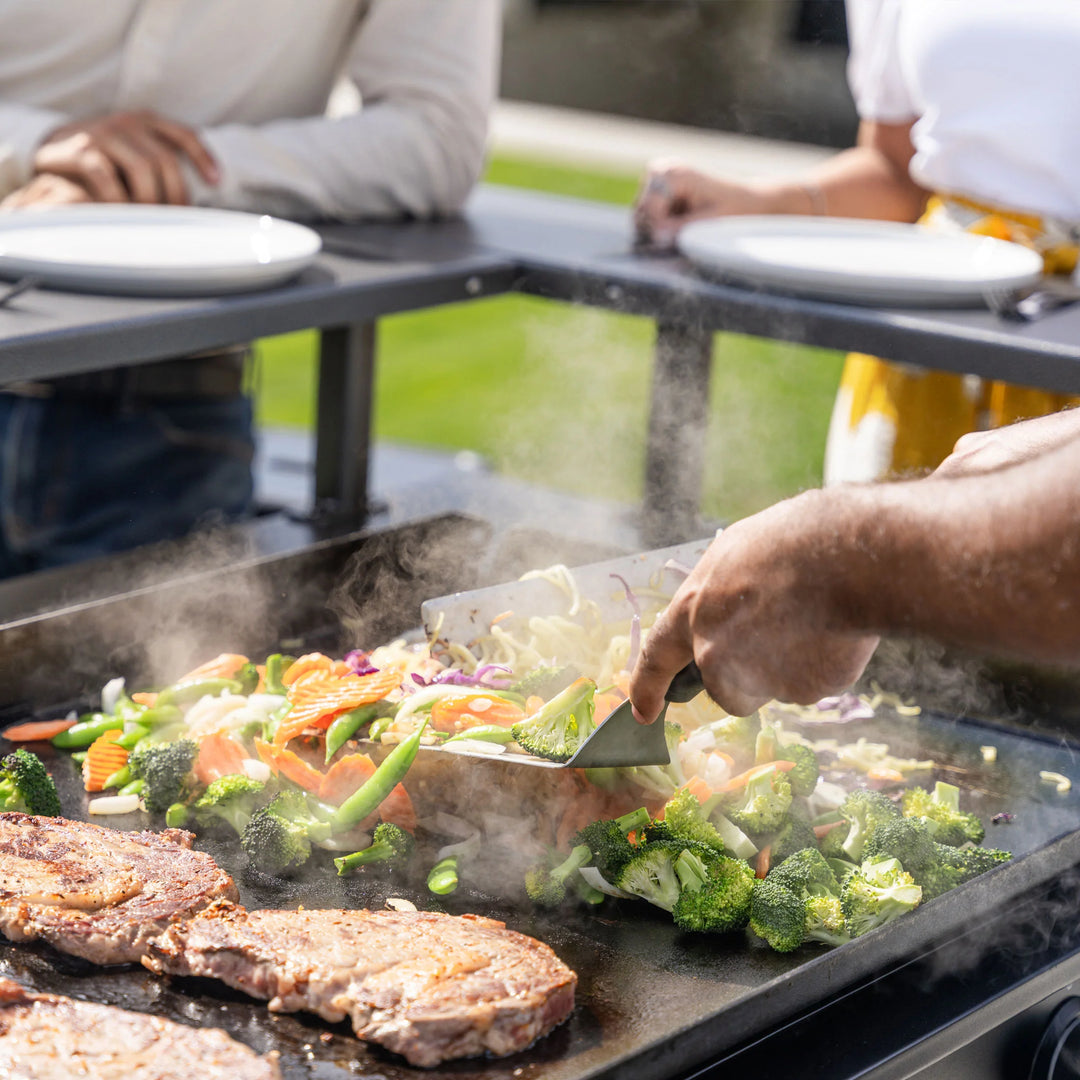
[130,692,158,707]
[175,653,249,684]
[866,767,906,785]
[2,718,77,742]
[254,664,267,695]
[83,731,128,793]
[681,775,716,804]
[593,692,625,724]
[318,752,376,805]
[429,693,525,734]
[524,695,545,716]
[281,653,336,687]
[813,820,847,839]
[756,845,771,879]
[378,783,417,833]
[193,731,249,786]
[718,760,798,794]
[254,738,325,794]
[274,670,402,746]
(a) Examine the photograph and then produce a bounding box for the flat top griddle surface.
[2,707,1079,1080]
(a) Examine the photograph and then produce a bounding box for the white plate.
[0,204,322,296]
[676,215,1044,307]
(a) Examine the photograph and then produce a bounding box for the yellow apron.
[823,195,1080,484]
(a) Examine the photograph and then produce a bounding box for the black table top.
[0,184,1078,392]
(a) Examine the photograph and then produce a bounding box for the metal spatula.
[562,661,705,768]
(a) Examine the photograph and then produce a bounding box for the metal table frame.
[2,184,1079,546]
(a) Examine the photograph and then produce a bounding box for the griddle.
[1,513,1079,1079]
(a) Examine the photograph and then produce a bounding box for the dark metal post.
[314,321,376,523]
[642,320,714,546]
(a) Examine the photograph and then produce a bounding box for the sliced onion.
[88,794,141,816]
[579,866,634,899]
[100,678,125,716]
[314,832,371,851]
[440,740,506,756]
[241,758,272,783]
[386,897,417,912]
[703,751,733,790]
[437,831,481,861]
[432,811,477,839]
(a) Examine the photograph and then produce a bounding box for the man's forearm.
[828,441,1080,664]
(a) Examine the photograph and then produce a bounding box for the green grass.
[254,155,844,523]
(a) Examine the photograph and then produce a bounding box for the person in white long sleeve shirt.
[0,0,499,577]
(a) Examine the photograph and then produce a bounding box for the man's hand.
[934,410,1080,479]
[0,174,93,209]
[33,110,219,205]
[633,158,772,250]
[630,491,880,722]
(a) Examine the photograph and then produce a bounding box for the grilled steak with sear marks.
[0,976,280,1078]
[0,812,238,965]
[146,902,577,1066]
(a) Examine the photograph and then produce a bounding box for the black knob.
[666,661,705,704]
[1030,997,1080,1079]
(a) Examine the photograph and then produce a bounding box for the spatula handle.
[665,661,705,704]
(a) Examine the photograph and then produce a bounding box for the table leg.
[642,320,713,547]
[314,321,376,523]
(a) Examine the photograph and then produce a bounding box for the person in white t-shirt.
[0,0,499,577]
[634,0,1080,485]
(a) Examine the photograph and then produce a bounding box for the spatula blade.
[563,698,671,768]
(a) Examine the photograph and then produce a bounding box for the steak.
[0,976,280,1078]
[0,812,238,965]
[146,901,577,1067]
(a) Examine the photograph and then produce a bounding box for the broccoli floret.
[749,876,807,952]
[936,842,1011,879]
[837,789,902,862]
[902,781,985,847]
[334,822,415,875]
[752,848,851,951]
[0,749,61,816]
[510,665,578,700]
[818,820,849,860]
[773,743,820,798]
[671,847,755,934]
[240,790,332,876]
[524,843,592,908]
[840,856,922,937]
[616,842,684,912]
[511,677,596,762]
[863,815,937,873]
[193,774,269,836]
[572,806,651,880]
[128,739,198,815]
[804,895,850,947]
[659,786,757,861]
[767,814,819,866]
[708,714,758,765]
[721,765,793,838]
[769,847,840,897]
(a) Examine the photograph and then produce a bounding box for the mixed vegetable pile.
[0,564,1014,952]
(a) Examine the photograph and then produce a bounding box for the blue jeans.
[0,392,255,579]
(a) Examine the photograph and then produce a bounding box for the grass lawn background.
[254,156,845,524]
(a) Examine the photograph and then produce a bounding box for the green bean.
[155,678,242,707]
[444,725,514,745]
[118,778,145,797]
[103,765,131,791]
[114,724,150,751]
[52,713,123,749]
[331,719,427,832]
[325,705,378,763]
[70,751,88,765]
[427,855,459,895]
[367,715,393,743]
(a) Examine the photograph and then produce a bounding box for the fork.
[0,276,39,308]
[985,278,1080,322]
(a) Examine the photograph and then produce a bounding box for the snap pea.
[70,751,88,765]
[444,725,514,745]
[367,715,393,743]
[118,778,145,797]
[165,802,190,828]
[263,653,296,696]
[113,694,148,722]
[427,855,459,895]
[114,724,150,751]
[52,713,123,749]
[137,705,183,728]
[331,719,427,833]
[103,765,131,791]
[155,677,242,708]
[325,705,378,763]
